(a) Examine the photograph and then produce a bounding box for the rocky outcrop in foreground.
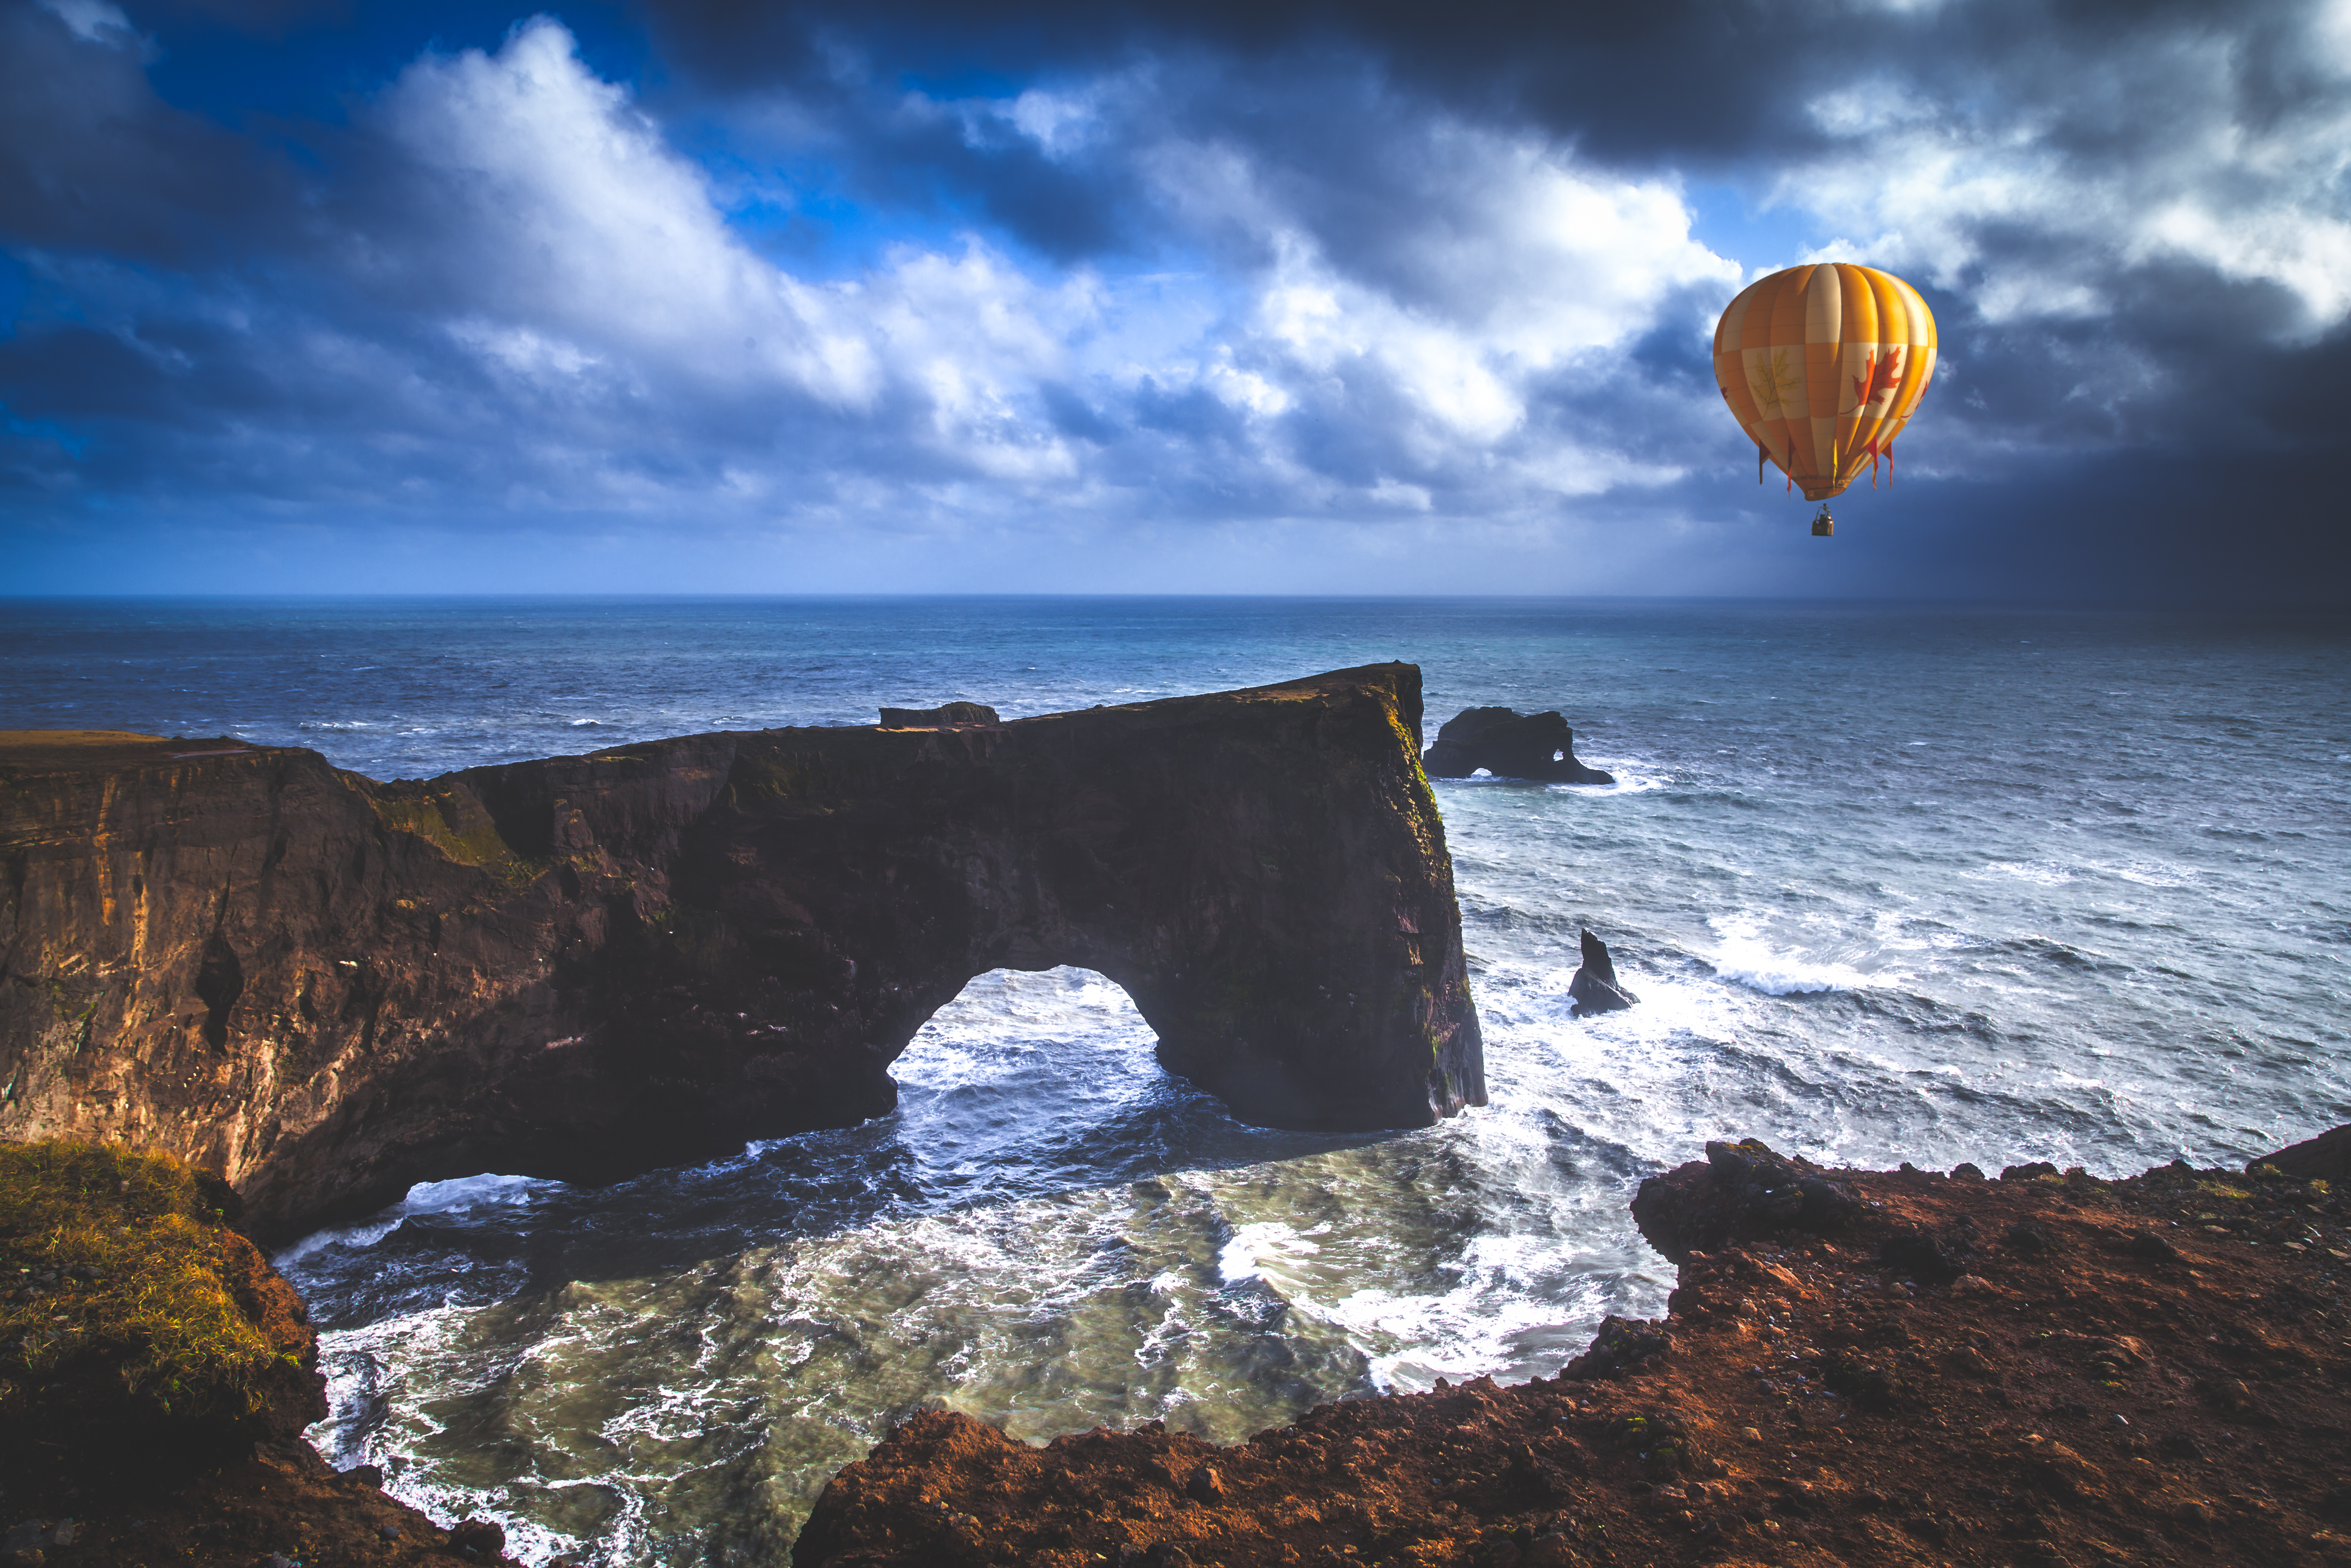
[0,666,1480,1240]
[1422,708,1613,785]
[793,1133,2351,1568]
[1,1139,520,1568]
[6,1129,2347,1567]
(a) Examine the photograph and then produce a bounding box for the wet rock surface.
[794,1131,2351,1568]
[1421,708,1613,785]
[1565,929,1638,1016]
[0,665,1480,1241]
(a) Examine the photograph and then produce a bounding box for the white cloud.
[370,15,1122,494]
[344,23,1741,525]
[381,18,885,408]
[2318,0,2351,75]
[1119,114,1738,493]
[37,0,134,46]
[1781,17,2351,338]
[1005,86,1104,157]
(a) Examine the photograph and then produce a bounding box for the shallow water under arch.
[279,964,1659,1565]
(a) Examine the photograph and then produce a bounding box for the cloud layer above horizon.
[3,0,2347,598]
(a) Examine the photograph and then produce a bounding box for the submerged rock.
[1421,707,1613,784]
[1568,928,1639,1015]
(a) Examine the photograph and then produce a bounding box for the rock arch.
[0,665,1483,1240]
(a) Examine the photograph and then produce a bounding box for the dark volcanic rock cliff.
[0,665,1481,1239]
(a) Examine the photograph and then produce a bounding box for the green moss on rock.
[0,1141,321,1451]
[366,782,548,888]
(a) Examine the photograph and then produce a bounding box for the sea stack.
[1421,707,1613,785]
[1568,928,1639,1015]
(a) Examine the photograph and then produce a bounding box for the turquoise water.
[6,596,2347,1564]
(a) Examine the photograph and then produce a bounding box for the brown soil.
[792,1152,2351,1568]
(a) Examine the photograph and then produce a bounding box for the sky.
[2,0,2347,601]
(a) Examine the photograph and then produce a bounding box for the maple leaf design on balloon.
[1747,348,1800,416]
[1852,347,1905,412]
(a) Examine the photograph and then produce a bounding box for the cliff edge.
[0,664,1481,1240]
[794,1137,2351,1567]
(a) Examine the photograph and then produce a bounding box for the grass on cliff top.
[0,1140,280,1419]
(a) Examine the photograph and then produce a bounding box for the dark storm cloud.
[646,0,2328,168]
[637,0,2351,550]
[0,2,306,265]
[1,0,2344,597]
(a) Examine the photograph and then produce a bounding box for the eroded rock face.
[1421,707,1613,785]
[1629,1137,1860,1262]
[1567,928,1638,1015]
[2253,1123,2351,1182]
[0,666,1482,1240]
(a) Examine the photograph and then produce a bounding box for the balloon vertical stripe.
[1713,262,1938,505]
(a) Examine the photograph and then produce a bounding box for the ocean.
[4,596,2347,1565]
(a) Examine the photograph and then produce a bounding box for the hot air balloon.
[1713,263,1936,536]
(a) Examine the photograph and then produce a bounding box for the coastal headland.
[0,663,1482,1242]
[6,663,2346,1567]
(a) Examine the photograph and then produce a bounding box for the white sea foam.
[1705,915,1876,995]
[1307,1229,1649,1393]
[1561,757,1671,794]
[2101,860,2196,889]
[276,1172,554,1266]
[1437,761,1669,794]
[1982,860,2077,886]
[1216,1221,1323,1286]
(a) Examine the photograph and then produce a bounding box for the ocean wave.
[1705,917,1876,995]
[1556,760,1671,795]
[1980,859,2077,886]
[1437,763,1671,795]
[2101,859,2196,888]
[276,1172,554,1266]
